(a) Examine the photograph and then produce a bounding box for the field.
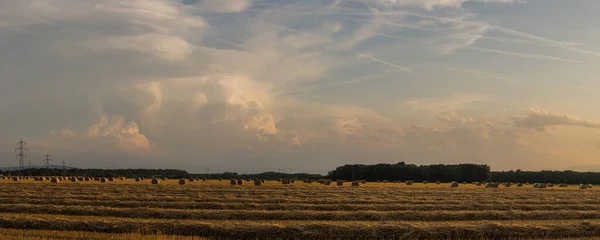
[1,178,600,239]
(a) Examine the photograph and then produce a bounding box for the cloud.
[0,0,206,61]
[513,108,600,131]
[562,85,600,92]
[403,94,491,113]
[195,0,251,13]
[50,114,150,152]
[468,47,583,63]
[365,0,524,11]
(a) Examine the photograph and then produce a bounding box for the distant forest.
[327,162,491,182]
[0,168,322,180]
[490,170,600,184]
[3,163,600,184]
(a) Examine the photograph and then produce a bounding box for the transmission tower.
[61,160,66,176]
[44,153,52,176]
[15,138,28,176]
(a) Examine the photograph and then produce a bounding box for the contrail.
[358,53,412,73]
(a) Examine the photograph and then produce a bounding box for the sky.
[1,0,600,174]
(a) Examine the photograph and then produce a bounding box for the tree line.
[1,168,189,178]
[326,162,491,182]
[491,170,600,184]
[0,168,322,180]
[189,171,323,180]
[4,165,600,184]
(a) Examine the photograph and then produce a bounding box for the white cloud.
[513,108,600,131]
[51,114,150,152]
[196,0,251,13]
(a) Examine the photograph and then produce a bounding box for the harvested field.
[0,178,598,239]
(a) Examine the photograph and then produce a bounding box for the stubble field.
[1,178,599,239]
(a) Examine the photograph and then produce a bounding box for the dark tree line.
[1,168,189,179]
[190,171,323,180]
[491,170,600,184]
[327,162,491,182]
[0,168,322,180]
[6,165,600,184]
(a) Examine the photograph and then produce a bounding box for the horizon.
[3,162,600,175]
[2,0,600,173]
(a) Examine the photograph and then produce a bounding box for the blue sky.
[1,0,600,173]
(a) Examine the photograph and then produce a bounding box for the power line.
[61,160,66,176]
[44,153,52,176]
[15,138,27,176]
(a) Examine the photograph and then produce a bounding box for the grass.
[0,178,598,239]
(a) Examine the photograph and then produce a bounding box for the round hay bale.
[120,177,125,180]
[324,179,332,185]
[406,180,413,186]
[51,177,60,183]
[58,177,64,181]
[351,181,360,187]
[588,184,593,189]
[77,177,84,181]
[450,181,459,188]
[504,182,511,187]
[382,180,389,183]
[236,179,243,185]
[485,182,498,188]
[360,180,367,184]
[135,177,141,182]
[559,183,568,187]
[282,179,290,184]
[580,184,588,189]
[189,178,195,182]
[108,177,115,182]
[435,181,441,185]
[12,177,19,182]
[230,179,237,185]
[140,177,145,181]
[70,178,77,182]
[219,178,223,181]
[203,178,207,181]
[178,179,186,185]
[336,180,344,186]
[151,178,160,185]
[100,177,107,183]
[547,183,554,187]
[517,183,523,187]
[254,179,262,186]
